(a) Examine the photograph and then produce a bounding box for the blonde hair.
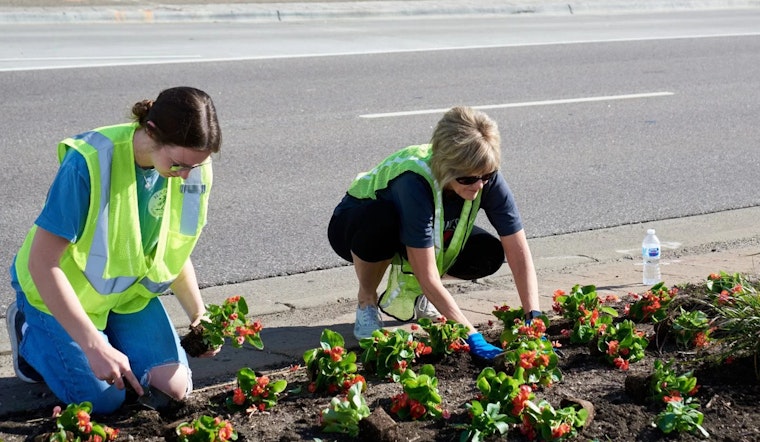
[429,106,501,188]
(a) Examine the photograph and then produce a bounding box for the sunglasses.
[455,170,497,185]
[169,158,211,172]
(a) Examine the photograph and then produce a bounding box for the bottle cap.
[647,229,655,235]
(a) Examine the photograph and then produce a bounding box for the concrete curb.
[0,0,759,24]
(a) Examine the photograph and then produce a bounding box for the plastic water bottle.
[642,229,661,285]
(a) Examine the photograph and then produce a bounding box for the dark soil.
[180,324,213,358]
[2,286,759,442]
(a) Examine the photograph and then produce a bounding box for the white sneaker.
[6,303,43,383]
[414,295,442,321]
[354,304,383,340]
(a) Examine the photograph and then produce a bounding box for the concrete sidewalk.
[1,0,759,23]
[1,207,759,416]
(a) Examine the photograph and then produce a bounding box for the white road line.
[359,92,675,119]
[0,55,200,62]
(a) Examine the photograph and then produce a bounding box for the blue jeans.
[16,292,190,414]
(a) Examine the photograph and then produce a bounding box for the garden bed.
[1,277,759,442]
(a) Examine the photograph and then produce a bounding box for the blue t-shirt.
[34,150,165,252]
[335,171,523,248]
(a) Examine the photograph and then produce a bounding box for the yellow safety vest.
[14,123,212,329]
[347,144,480,321]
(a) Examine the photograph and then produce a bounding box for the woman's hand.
[84,342,143,394]
[190,316,222,358]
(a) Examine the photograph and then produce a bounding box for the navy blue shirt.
[335,171,523,248]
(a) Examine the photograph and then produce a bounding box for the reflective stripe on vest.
[73,130,202,295]
[347,145,481,320]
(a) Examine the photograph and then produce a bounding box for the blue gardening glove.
[465,332,503,360]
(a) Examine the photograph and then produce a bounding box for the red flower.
[663,391,683,403]
[613,357,629,371]
[519,351,536,370]
[76,410,90,428]
[104,426,119,441]
[520,415,537,440]
[511,385,532,416]
[232,387,246,405]
[535,354,550,368]
[329,347,344,362]
[606,340,619,356]
[409,400,427,420]
[415,342,432,356]
[552,422,572,438]
[390,393,409,414]
[218,421,234,440]
[694,332,709,348]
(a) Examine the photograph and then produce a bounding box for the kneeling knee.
[148,363,192,400]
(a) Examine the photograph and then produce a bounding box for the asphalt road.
[1,8,759,311]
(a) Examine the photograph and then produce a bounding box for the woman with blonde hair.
[328,106,541,360]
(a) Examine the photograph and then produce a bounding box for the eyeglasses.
[169,158,211,172]
[455,170,497,185]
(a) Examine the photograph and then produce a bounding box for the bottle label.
[643,247,660,258]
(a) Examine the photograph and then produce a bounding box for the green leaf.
[238,297,249,315]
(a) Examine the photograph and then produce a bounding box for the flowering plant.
[501,336,562,387]
[706,271,750,295]
[461,401,512,442]
[416,317,470,355]
[670,307,713,349]
[521,399,588,441]
[567,306,614,345]
[303,329,364,394]
[653,396,709,438]
[552,285,618,322]
[702,277,760,375]
[320,381,371,437]
[202,296,264,350]
[175,415,237,442]
[226,367,288,413]
[49,402,119,442]
[493,306,550,345]
[473,367,533,420]
[627,282,677,323]
[597,319,649,370]
[359,327,430,381]
[181,295,264,357]
[390,364,446,420]
[649,359,699,403]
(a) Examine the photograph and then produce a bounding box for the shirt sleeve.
[480,172,524,237]
[34,149,91,242]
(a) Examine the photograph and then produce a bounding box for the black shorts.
[327,199,504,280]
